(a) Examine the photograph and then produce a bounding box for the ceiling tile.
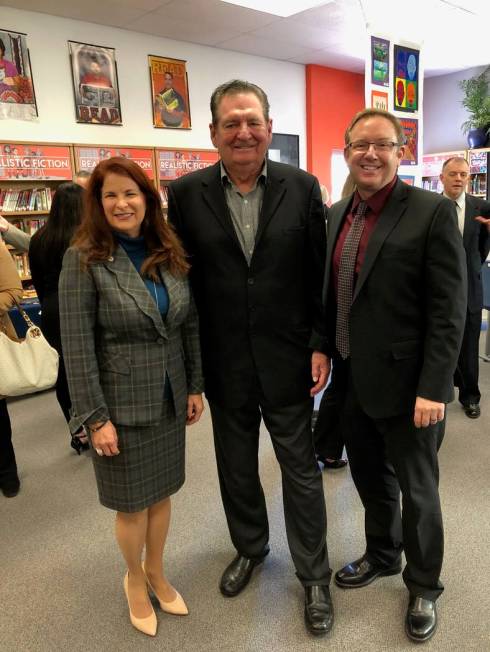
[216,33,315,60]
[129,13,243,44]
[157,0,279,30]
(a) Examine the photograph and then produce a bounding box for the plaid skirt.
[90,398,186,512]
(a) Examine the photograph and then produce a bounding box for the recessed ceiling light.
[220,0,332,18]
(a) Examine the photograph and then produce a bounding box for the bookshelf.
[467,148,489,199]
[421,150,466,194]
[73,144,157,185]
[155,148,219,209]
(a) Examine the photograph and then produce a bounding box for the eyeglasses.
[346,140,401,153]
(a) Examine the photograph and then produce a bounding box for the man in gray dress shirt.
[168,80,333,636]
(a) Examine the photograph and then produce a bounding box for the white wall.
[0,7,307,166]
[423,66,487,154]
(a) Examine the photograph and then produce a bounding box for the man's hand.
[0,215,10,233]
[413,397,445,428]
[310,352,330,396]
[475,215,490,231]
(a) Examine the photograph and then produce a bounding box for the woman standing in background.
[0,239,24,497]
[28,182,88,453]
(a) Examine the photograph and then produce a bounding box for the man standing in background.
[168,80,333,637]
[440,156,490,418]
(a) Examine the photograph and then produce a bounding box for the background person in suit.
[168,79,333,637]
[323,109,466,643]
[29,182,89,453]
[59,157,204,637]
[439,156,490,418]
[0,239,24,497]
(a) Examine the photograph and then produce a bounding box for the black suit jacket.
[168,160,326,408]
[462,194,490,313]
[323,179,467,419]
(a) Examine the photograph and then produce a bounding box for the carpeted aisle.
[1,343,489,651]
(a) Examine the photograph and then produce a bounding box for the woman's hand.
[186,394,204,425]
[90,420,120,456]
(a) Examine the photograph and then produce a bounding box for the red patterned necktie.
[335,200,368,359]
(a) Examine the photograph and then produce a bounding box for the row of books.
[0,187,55,212]
[159,184,169,207]
[7,218,47,235]
[469,174,487,196]
[12,253,31,279]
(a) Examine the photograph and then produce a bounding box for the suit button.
[249,306,256,312]
[156,337,164,344]
[248,277,254,285]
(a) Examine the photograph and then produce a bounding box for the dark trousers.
[340,362,445,601]
[454,309,482,406]
[0,399,18,485]
[209,390,331,586]
[314,362,346,459]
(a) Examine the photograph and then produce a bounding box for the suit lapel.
[103,246,166,337]
[201,162,243,253]
[160,267,182,328]
[255,163,286,247]
[353,179,409,302]
[324,196,352,300]
[463,195,476,248]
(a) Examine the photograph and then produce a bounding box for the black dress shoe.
[405,596,437,642]
[219,554,264,597]
[1,477,20,498]
[464,403,480,418]
[304,585,334,636]
[335,555,401,588]
[317,456,348,470]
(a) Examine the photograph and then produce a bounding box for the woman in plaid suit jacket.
[59,158,204,637]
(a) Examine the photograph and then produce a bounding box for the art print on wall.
[68,41,122,125]
[149,55,191,129]
[0,28,38,121]
[269,133,299,168]
[399,175,415,186]
[394,45,419,113]
[371,36,390,87]
[400,117,418,165]
[371,90,389,111]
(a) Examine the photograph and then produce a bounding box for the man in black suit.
[168,80,333,636]
[323,109,466,642]
[440,156,490,418]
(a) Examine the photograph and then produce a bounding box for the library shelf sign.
[0,143,72,180]
[74,146,155,179]
[157,149,219,181]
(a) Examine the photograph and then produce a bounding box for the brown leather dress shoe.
[405,596,437,642]
[335,555,401,588]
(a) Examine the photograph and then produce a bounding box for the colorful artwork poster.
[468,150,487,174]
[74,146,155,179]
[399,175,415,186]
[400,118,418,165]
[0,143,72,180]
[68,41,122,125]
[371,90,389,111]
[371,36,390,87]
[157,149,218,180]
[394,45,419,113]
[149,55,191,129]
[0,29,38,121]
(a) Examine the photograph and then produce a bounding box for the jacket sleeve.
[180,289,204,394]
[59,247,110,432]
[416,199,467,401]
[478,199,490,263]
[2,223,31,253]
[307,177,328,353]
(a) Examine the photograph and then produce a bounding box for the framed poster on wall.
[269,133,299,168]
[0,28,38,121]
[149,55,191,129]
[68,41,122,125]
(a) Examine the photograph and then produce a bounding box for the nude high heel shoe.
[123,571,157,636]
[142,562,189,616]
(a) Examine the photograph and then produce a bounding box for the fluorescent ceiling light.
[221,0,332,18]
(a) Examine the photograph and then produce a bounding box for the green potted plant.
[458,66,490,148]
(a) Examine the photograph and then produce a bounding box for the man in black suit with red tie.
[323,109,467,642]
[168,80,333,636]
[439,156,490,418]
